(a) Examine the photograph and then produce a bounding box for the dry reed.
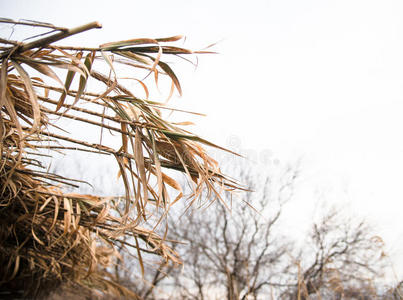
[0,19,240,298]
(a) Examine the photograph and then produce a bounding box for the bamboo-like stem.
[33,145,109,154]
[49,45,102,51]
[35,82,205,116]
[0,18,68,31]
[40,107,130,135]
[20,125,196,174]
[0,37,20,46]
[0,21,102,59]
[38,96,158,130]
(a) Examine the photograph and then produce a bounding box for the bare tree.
[156,165,300,300]
[111,165,396,300]
[283,205,387,300]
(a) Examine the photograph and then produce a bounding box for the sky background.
[2,0,403,278]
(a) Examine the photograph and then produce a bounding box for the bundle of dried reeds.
[0,19,240,297]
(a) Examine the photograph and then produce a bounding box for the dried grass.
[0,19,240,298]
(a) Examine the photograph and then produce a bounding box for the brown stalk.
[0,21,102,59]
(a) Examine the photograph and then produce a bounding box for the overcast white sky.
[3,0,403,276]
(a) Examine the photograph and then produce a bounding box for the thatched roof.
[0,19,240,298]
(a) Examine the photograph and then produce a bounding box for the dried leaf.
[135,128,148,205]
[11,61,41,131]
[18,56,64,88]
[0,58,8,108]
[158,61,182,96]
[155,35,184,42]
[73,51,94,105]
[100,38,158,51]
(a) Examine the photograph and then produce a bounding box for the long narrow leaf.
[17,56,65,88]
[56,69,75,111]
[158,61,182,96]
[100,38,158,51]
[74,51,94,104]
[11,61,41,131]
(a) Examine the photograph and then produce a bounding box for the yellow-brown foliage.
[0,19,240,298]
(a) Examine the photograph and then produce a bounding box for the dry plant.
[0,19,241,298]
